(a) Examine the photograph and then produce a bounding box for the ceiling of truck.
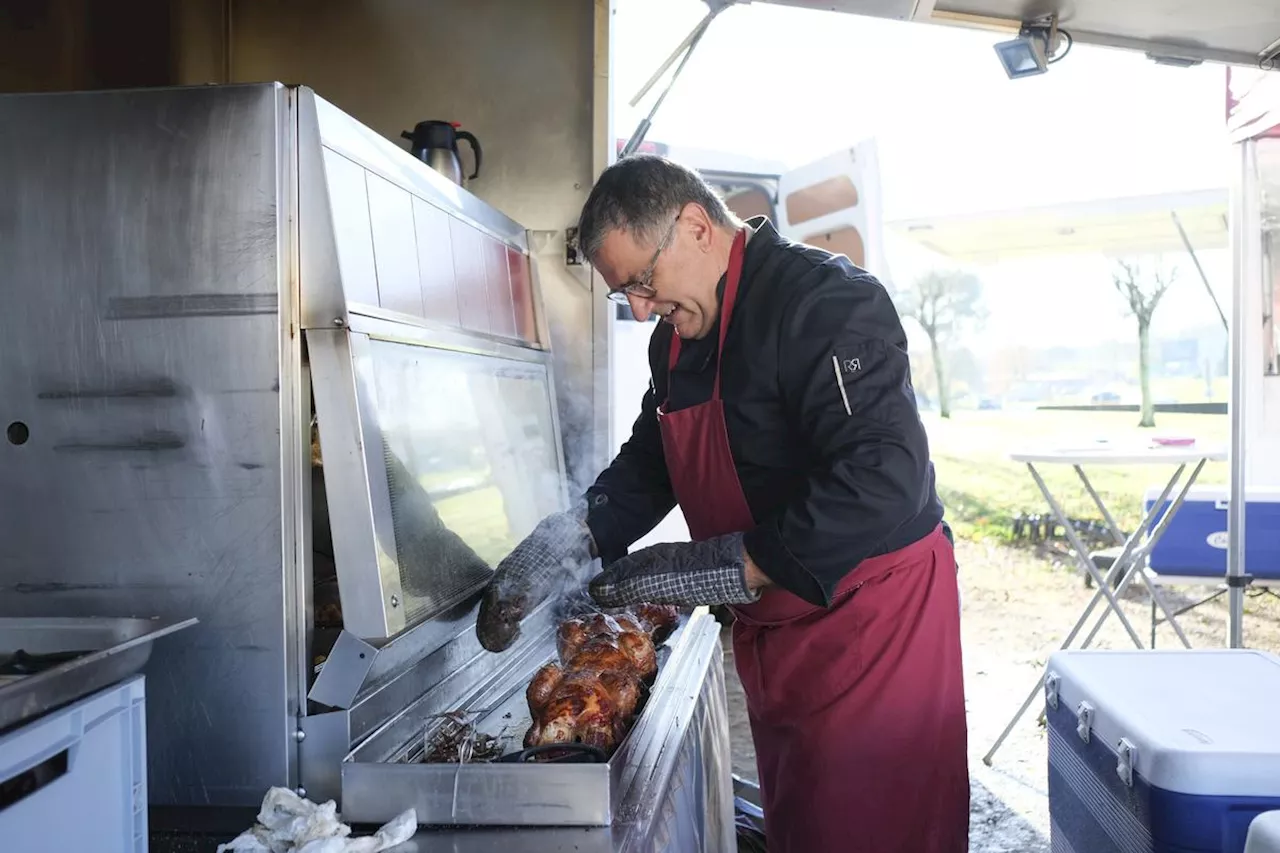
[758,0,1280,67]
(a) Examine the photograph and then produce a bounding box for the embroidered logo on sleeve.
[830,340,887,415]
[834,344,880,383]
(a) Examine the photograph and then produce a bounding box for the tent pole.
[1226,140,1256,649]
[1171,210,1229,331]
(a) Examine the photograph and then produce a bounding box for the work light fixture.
[995,15,1072,79]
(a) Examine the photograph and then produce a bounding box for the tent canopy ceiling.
[885,188,1229,263]
[756,0,1280,68]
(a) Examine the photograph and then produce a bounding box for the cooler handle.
[1116,738,1136,787]
[0,747,69,814]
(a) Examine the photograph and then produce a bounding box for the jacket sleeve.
[742,264,934,606]
[583,329,677,564]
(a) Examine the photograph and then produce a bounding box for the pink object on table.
[1152,436,1197,447]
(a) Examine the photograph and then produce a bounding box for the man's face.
[592,206,722,340]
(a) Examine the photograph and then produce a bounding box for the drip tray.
[0,616,198,734]
[339,611,718,828]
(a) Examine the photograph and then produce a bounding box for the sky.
[610,0,1235,352]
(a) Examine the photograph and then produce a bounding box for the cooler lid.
[1046,650,1280,797]
[1142,484,1280,504]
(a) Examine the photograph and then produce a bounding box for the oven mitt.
[588,532,761,608]
[476,499,597,651]
[488,500,596,600]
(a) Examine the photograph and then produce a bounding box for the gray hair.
[577,154,738,261]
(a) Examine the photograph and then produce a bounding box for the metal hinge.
[1116,738,1137,787]
[1044,673,1060,710]
[1076,701,1094,743]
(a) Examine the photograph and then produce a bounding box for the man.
[478,155,969,852]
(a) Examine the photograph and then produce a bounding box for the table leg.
[1027,464,1146,647]
[1025,469,1189,727]
[1072,465,1183,644]
[982,463,1148,765]
[1080,459,1205,651]
[1074,464,1126,546]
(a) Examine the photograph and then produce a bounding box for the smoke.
[506,240,664,626]
[548,556,606,622]
[478,501,601,651]
[551,364,616,500]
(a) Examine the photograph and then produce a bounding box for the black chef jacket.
[585,216,944,607]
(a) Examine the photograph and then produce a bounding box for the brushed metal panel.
[307,329,404,640]
[483,234,518,338]
[299,710,351,808]
[307,629,377,710]
[309,92,529,254]
[450,218,492,334]
[0,83,295,807]
[412,196,462,326]
[344,312,555,366]
[298,89,349,330]
[508,249,539,344]
[278,85,310,798]
[366,170,424,319]
[322,147,381,310]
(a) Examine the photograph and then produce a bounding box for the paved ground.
[720,537,1280,851]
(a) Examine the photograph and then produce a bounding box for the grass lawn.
[433,485,514,566]
[925,408,1229,542]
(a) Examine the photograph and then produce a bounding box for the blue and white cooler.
[1143,486,1280,583]
[1045,649,1280,853]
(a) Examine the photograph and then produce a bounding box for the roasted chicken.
[523,605,679,754]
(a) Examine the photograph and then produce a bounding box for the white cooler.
[1045,649,1280,853]
[0,674,148,853]
[1247,812,1280,853]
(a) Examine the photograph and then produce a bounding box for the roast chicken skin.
[523,605,680,753]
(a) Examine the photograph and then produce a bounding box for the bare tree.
[1112,258,1177,428]
[896,270,985,419]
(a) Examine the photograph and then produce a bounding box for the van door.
[776,138,887,280]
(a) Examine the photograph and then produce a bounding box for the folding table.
[981,439,1228,766]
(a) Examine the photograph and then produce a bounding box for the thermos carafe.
[401,120,482,187]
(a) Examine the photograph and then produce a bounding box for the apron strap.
[663,227,748,405]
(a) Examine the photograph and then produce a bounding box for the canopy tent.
[887,176,1270,653]
[886,188,1229,263]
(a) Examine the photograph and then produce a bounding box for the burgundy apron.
[657,229,970,852]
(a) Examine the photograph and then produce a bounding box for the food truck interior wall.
[0,0,615,493]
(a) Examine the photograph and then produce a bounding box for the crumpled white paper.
[217,787,416,853]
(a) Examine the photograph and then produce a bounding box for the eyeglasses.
[605,216,679,305]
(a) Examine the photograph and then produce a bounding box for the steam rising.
[477,498,602,651]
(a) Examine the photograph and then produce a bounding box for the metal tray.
[339,609,723,827]
[0,615,199,733]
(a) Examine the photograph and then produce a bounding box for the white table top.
[1010,441,1228,465]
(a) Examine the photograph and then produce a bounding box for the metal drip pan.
[339,609,723,828]
[0,616,198,733]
